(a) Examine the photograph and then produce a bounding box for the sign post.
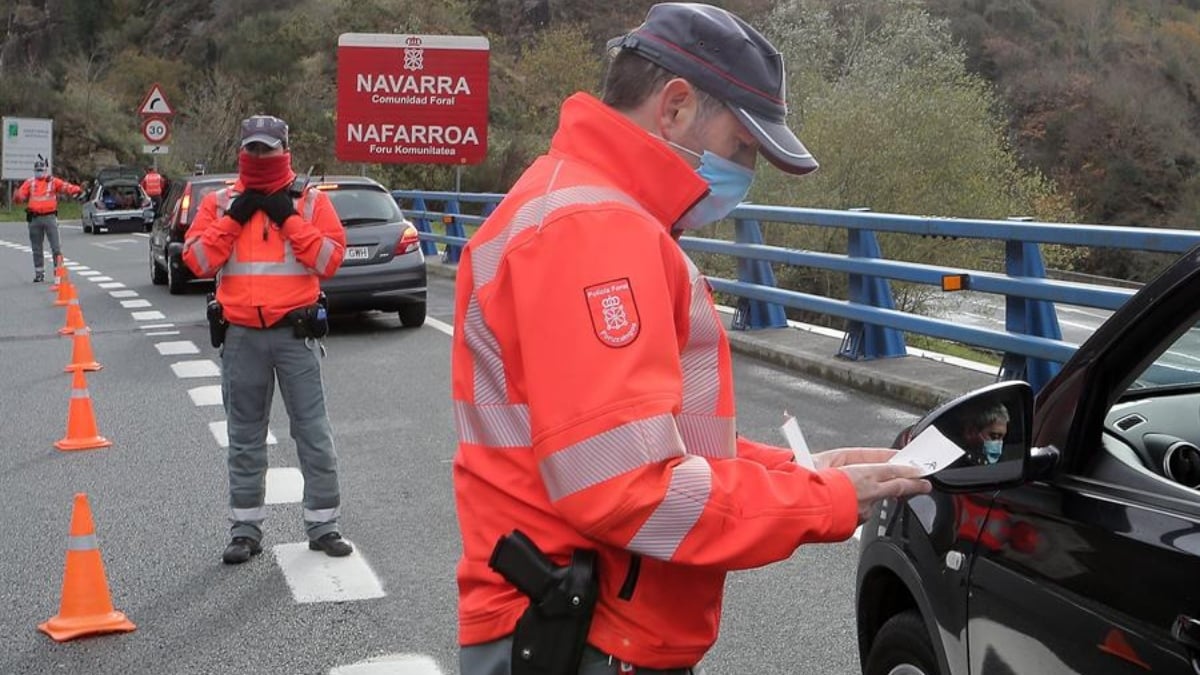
[335,34,490,167]
[137,83,175,170]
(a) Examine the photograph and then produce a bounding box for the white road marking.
[131,310,166,321]
[109,290,139,298]
[140,323,175,330]
[98,282,126,289]
[425,316,454,336]
[156,341,199,356]
[170,360,221,378]
[146,331,180,337]
[208,420,276,447]
[89,276,114,282]
[66,264,87,270]
[133,232,150,238]
[122,299,153,308]
[188,386,223,407]
[330,655,444,675]
[273,542,385,603]
[77,270,100,276]
[265,468,304,504]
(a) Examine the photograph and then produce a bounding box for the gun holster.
[206,293,228,348]
[488,530,599,675]
[285,292,329,340]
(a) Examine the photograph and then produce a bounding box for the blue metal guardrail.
[392,189,1200,393]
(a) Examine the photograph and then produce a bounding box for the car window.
[1124,316,1200,394]
[323,186,403,226]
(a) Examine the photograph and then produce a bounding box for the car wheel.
[398,302,426,328]
[864,611,940,675]
[167,254,186,295]
[150,248,167,285]
[82,221,92,234]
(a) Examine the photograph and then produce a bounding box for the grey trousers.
[221,323,340,542]
[28,215,60,271]
[460,637,702,674]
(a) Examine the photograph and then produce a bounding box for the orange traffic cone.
[54,275,75,306]
[58,297,87,336]
[64,327,102,372]
[38,494,135,642]
[54,369,111,451]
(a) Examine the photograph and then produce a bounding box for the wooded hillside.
[2,0,1197,279]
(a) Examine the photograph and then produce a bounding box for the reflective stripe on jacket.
[17,177,79,214]
[181,183,345,328]
[451,92,859,669]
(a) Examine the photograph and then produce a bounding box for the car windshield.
[1127,318,1200,391]
[324,186,403,226]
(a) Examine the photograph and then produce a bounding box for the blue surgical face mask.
[667,141,755,231]
[983,439,1003,463]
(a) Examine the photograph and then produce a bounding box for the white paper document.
[887,425,964,476]
[780,413,817,470]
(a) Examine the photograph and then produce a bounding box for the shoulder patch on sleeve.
[585,278,641,348]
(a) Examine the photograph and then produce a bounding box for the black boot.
[33,270,44,283]
[308,532,353,557]
[222,536,262,564]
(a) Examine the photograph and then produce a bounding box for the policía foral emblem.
[585,278,640,347]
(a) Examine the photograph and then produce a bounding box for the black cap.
[607,2,818,175]
[240,115,289,149]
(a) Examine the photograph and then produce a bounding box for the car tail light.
[179,185,193,225]
[396,224,420,255]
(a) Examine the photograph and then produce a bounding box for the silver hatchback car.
[316,176,426,327]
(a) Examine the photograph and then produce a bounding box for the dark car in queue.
[315,176,426,328]
[149,174,426,328]
[856,246,1200,675]
[81,166,155,234]
[149,173,236,294]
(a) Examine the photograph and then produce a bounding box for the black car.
[149,175,426,327]
[856,247,1200,674]
[149,173,237,294]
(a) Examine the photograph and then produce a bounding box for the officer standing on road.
[182,115,352,565]
[14,159,81,283]
[452,4,932,674]
[141,166,165,215]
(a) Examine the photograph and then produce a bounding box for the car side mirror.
[905,380,1034,493]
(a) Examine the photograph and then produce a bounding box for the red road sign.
[142,117,170,144]
[138,84,175,117]
[336,34,489,165]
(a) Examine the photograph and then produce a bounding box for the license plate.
[345,246,371,260]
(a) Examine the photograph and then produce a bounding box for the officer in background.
[14,159,81,282]
[452,4,931,674]
[141,166,165,215]
[182,115,351,565]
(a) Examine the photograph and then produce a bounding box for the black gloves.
[262,190,298,225]
[227,191,264,225]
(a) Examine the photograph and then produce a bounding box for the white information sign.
[2,117,53,181]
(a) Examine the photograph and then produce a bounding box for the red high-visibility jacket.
[451,93,859,669]
[16,176,81,214]
[141,172,164,197]
[182,181,345,328]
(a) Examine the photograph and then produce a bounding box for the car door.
[964,247,1200,674]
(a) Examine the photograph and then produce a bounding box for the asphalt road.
[0,221,922,675]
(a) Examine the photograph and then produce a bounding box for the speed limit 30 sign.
[142,117,170,144]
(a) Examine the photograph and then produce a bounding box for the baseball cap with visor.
[607,2,818,175]
[240,115,289,149]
